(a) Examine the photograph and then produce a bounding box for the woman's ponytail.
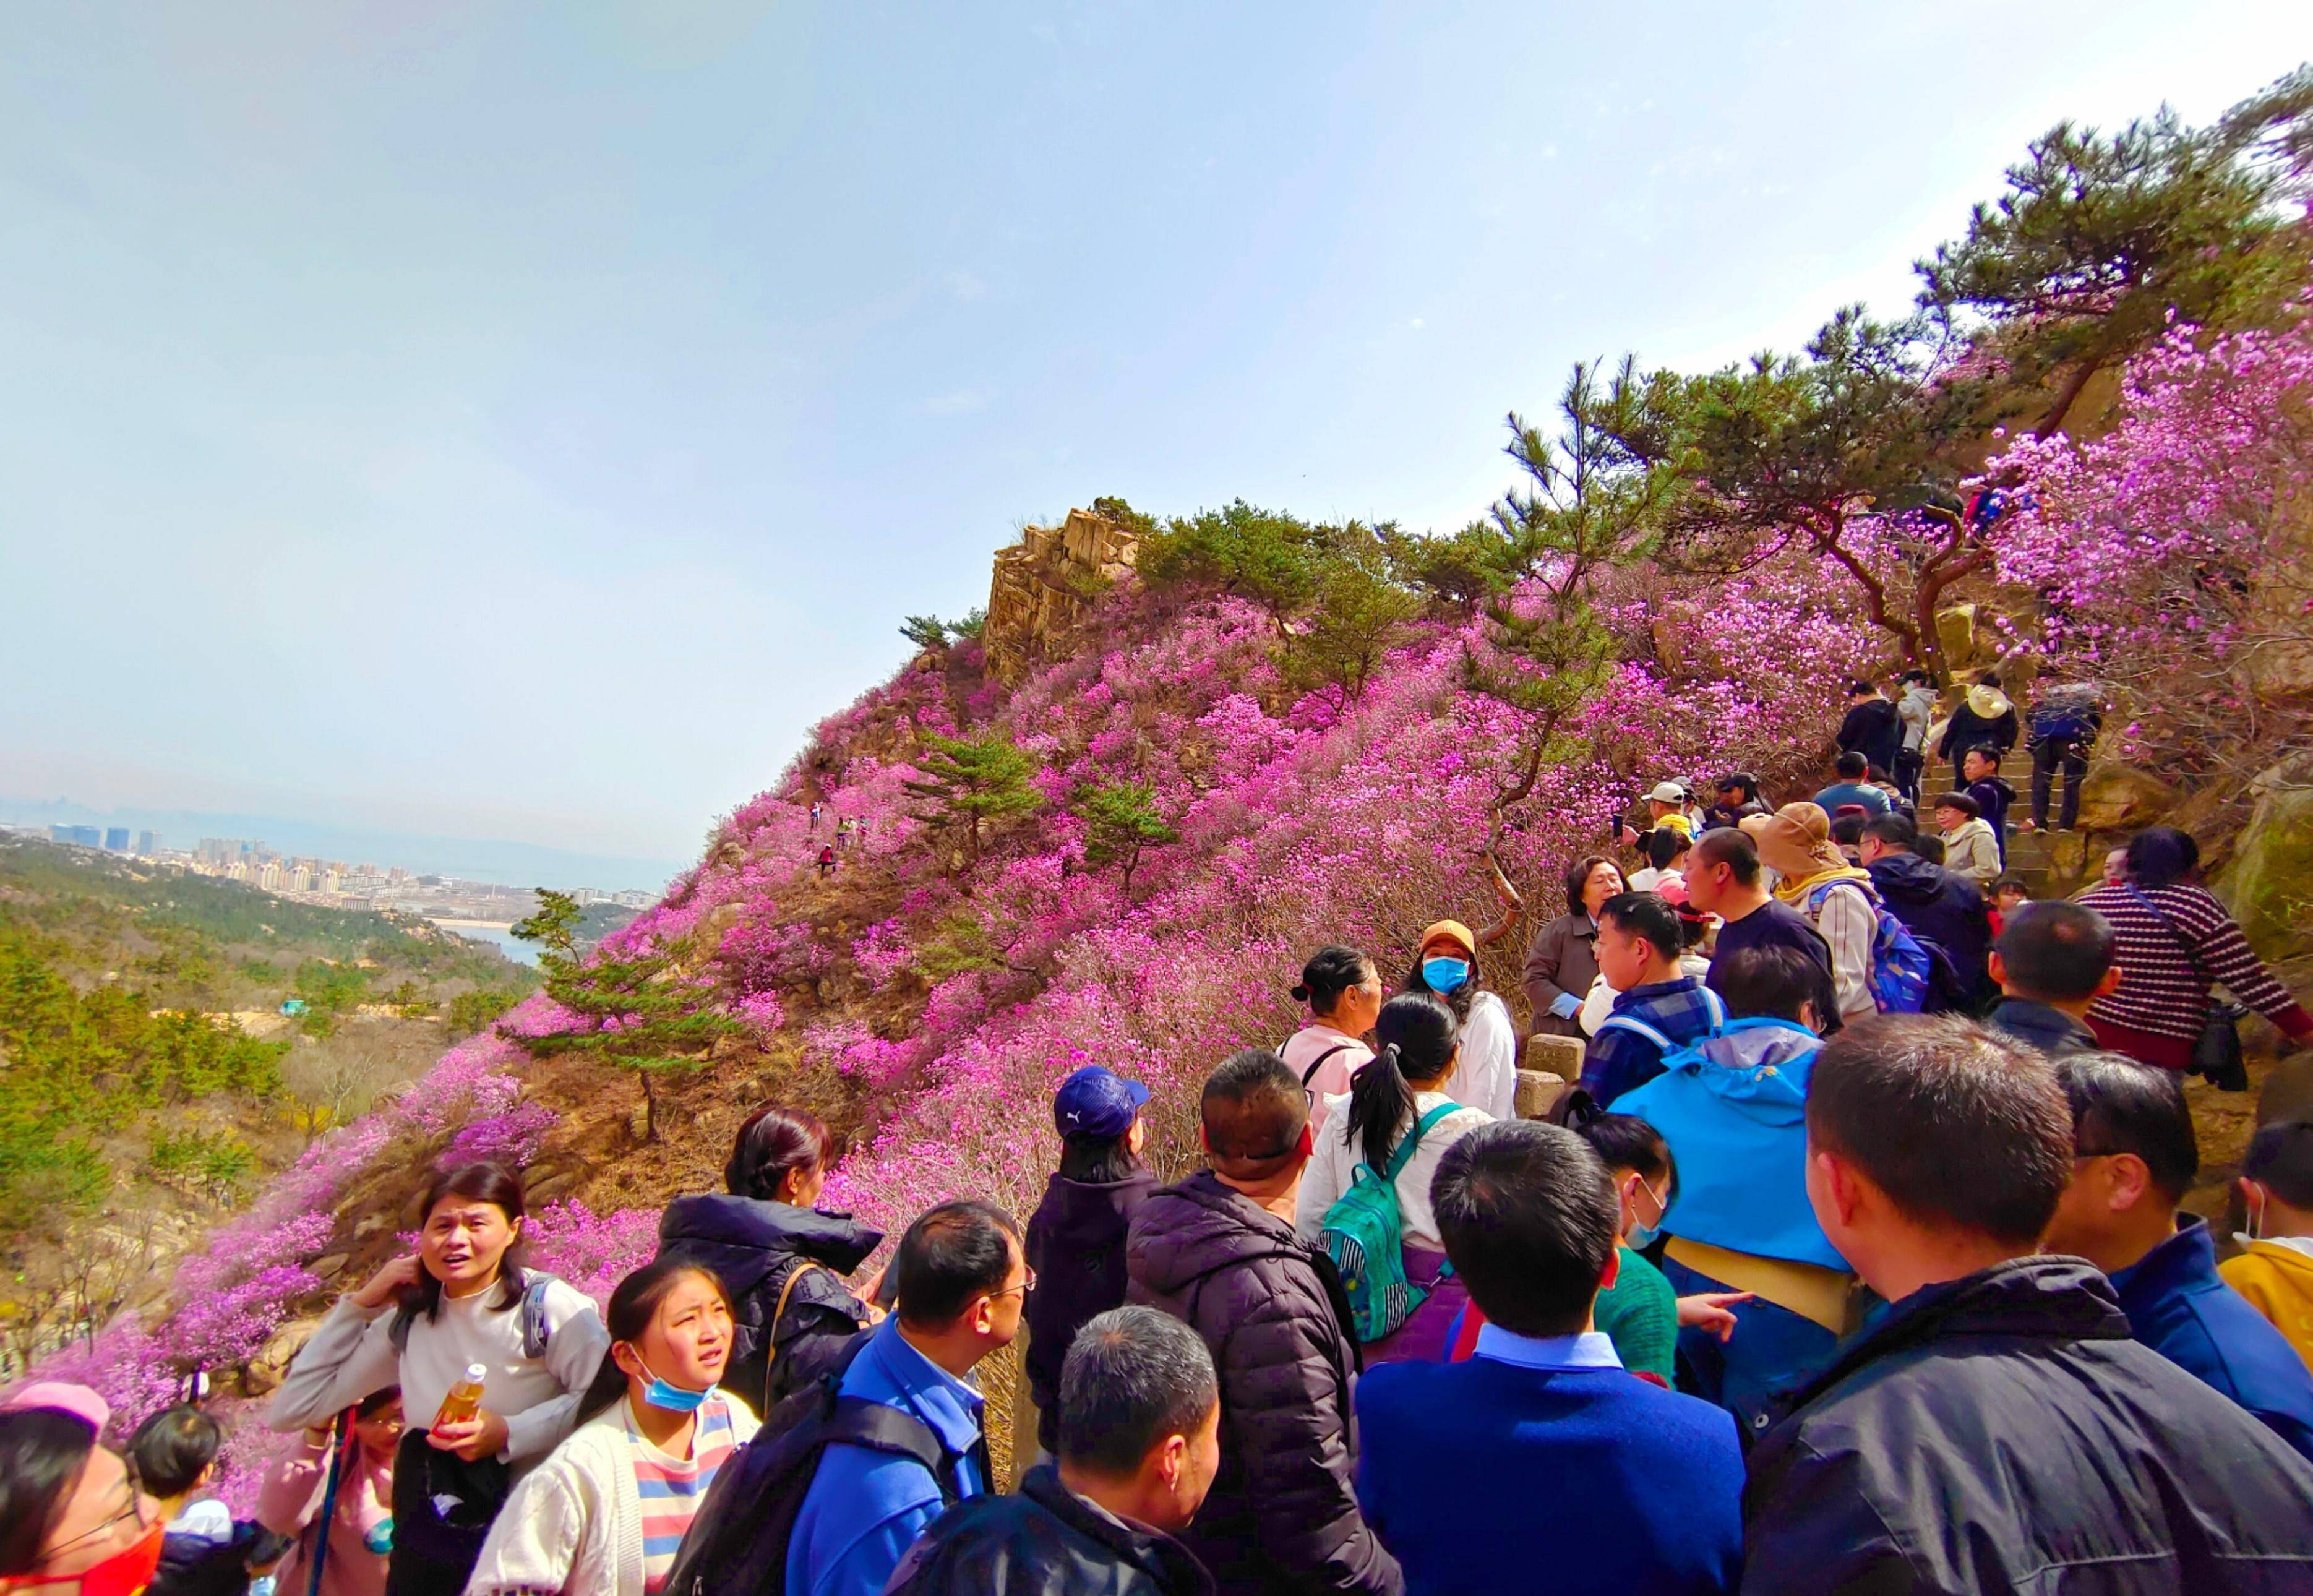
[1343,992,1460,1171]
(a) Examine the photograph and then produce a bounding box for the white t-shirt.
[1278,1024,1375,1133]
[1294,1089,1492,1253]
[1442,990,1518,1122]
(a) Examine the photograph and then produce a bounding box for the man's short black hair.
[1201,1049,1308,1167]
[1829,813,1866,848]
[2244,1121,2313,1209]
[1057,1306,1217,1477]
[2056,1053,2198,1203]
[1806,1016,2074,1246]
[1432,1121,1618,1337]
[1716,946,1822,1024]
[1862,813,1917,849]
[1914,834,1947,865]
[127,1406,223,1499]
[1599,891,1680,962]
[1689,826,1760,887]
[1835,751,1868,779]
[891,1199,1021,1329]
[1996,901,2116,1001]
[1848,680,1876,697]
[1962,744,2001,768]
[1715,772,1759,801]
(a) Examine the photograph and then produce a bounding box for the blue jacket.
[784,1318,990,1596]
[2111,1216,2313,1465]
[1357,1328,1743,1595]
[1615,1019,1847,1272]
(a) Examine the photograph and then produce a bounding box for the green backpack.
[1318,1102,1460,1342]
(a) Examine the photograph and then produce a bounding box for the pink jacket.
[255,1433,393,1596]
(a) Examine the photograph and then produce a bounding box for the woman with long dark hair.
[1022,1065,1159,1461]
[1404,920,1518,1120]
[1294,992,1491,1363]
[268,1162,609,1596]
[469,1259,758,1596]
[658,1105,882,1411]
[1278,945,1382,1130]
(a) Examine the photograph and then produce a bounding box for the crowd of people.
[7,669,2313,1595]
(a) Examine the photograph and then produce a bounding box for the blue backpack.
[1804,879,1932,1015]
[1319,1102,1461,1343]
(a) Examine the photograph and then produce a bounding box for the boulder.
[1522,1033,1584,1083]
[244,1313,324,1397]
[1935,604,1982,672]
[1515,1070,1568,1120]
[2218,757,2313,962]
[2075,764,2177,834]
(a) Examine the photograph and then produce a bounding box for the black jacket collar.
[1020,1465,1215,1596]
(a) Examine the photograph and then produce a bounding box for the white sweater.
[1441,990,1517,1123]
[1294,1089,1491,1254]
[466,1392,761,1596]
[268,1281,609,1466]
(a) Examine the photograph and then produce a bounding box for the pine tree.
[901,732,1043,882]
[509,890,741,1143]
[1075,781,1177,896]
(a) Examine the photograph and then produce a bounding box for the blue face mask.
[1626,1176,1669,1251]
[1420,956,1471,994]
[633,1352,716,1414]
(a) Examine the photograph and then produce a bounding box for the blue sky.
[3,2,2305,872]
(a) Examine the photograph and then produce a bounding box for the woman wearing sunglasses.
[0,1384,165,1596]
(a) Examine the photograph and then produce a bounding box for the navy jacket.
[2112,1216,2313,1465]
[1743,1257,2313,1595]
[1986,995,2100,1057]
[1357,1341,1742,1595]
[1867,852,1990,998]
[1964,774,2015,859]
[657,1193,880,1410]
[1835,697,1903,778]
[886,1464,1213,1596]
[1024,1169,1158,1452]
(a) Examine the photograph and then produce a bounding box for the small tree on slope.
[1075,780,1178,898]
[508,889,742,1144]
[901,731,1043,885]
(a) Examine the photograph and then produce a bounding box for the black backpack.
[661,1332,987,1596]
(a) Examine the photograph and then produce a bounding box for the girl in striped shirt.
[469,1259,760,1596]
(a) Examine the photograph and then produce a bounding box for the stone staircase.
[1973,746,2096,899]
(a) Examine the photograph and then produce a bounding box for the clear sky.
[4,2,2306,871]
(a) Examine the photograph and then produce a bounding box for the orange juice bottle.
[433,1363,487,1432]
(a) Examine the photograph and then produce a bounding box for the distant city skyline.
[3,794,682,894]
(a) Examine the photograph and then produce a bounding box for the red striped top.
[2077,883,2312,1047]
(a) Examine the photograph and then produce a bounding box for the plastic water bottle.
[432,1364,487,1432]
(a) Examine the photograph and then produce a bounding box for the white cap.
[1647,781,1687,804]
[465,1363,487,1382]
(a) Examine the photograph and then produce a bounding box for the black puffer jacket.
[1743,1256,2313,1595]
[1024,1169,1159,1453]
[1125,1172,1400,1596]
[656,1193,880,1412]
[1867,851,1991,1000]
[885,1463,1214,1596]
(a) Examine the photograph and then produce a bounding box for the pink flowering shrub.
[523,1201,662,1305]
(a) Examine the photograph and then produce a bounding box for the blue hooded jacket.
[1614,1019,1848,1273]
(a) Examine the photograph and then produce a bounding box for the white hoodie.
[1897,684,1938,752]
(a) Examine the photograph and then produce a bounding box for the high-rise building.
[51,825,103,847]
[104,828,130,851]
[135,831,161,855]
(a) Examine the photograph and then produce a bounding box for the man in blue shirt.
[1811,752,1893,821]
[1582,893,1726,1107]
[786,1199,1026,1596]
[2041,1054,2313,1463]
[1357,1120,1744,1595]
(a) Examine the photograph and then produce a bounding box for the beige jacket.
[1943,818,2002,886]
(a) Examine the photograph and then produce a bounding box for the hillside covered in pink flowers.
[28,71,2313,1489]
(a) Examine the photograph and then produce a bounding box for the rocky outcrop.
[2217,755,2313,961]
[982,509,1138,682]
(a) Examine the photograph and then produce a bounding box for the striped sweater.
[2077,883,2312,1046]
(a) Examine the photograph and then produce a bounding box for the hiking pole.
[306,1409,352,1596]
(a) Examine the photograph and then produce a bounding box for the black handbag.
[2126,885,2250,1092]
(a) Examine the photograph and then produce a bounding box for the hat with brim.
[1054,1065,1151,1141]
[1646,781,1687,805]
[1747,803,1849,882]
[1417,919,1479,962]
[0,1380,109,1432]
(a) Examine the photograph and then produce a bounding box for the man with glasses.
[784,1199,1025,1596]
[1126,1050,1402,1596]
